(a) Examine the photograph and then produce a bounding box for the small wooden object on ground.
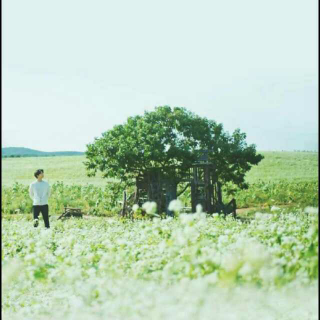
[119,190,135,219]
[58,207,83,220]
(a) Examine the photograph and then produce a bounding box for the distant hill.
[2,147,84,157]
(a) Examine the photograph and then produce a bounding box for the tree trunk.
[121,190,127,217]
[217,181,223,204]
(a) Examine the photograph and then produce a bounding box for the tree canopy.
[84,106,264,189]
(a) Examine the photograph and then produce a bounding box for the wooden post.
[121,190,127,217]
[133,186,139,204]
[217,182,222,204]
[232,198,237,218]
[191,180,196,212]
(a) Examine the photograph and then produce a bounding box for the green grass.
[1,156,107,187]
[2,206,319,319]
[244,151,318,183]
[2,151,317,187]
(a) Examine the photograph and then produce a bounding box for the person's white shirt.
[29,180,51,205]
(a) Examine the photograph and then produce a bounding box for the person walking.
[29,169,51,228]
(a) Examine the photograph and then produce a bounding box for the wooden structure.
[58,207,83,220]
[191,150,236,217]
[134,166,193,216]
[121,150,237,217]
[119,191,135,219]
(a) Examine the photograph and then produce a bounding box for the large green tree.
[84,106,264,212]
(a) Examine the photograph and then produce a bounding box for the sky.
[2,0,318,152]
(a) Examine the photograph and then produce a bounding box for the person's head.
[34,169,44,180]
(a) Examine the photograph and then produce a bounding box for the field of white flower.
[2,206,318,320]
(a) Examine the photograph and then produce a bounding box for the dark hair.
[34,169,44,178]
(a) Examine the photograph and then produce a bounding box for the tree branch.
[177,183,191,197]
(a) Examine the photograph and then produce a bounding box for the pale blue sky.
[3,0,318,152]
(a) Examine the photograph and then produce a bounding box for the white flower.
[282,236,295,245]
[259,266,281,282]
[304,207,318,214]
[69,295,83,309]
[244,242,270,267]
[271,206,281,212]
[142,201,157,214]
[158,241,166,252]
[173,230,187,246]
[255,212,272,220]
[132,204,139,212]
[205,271,219,284]
[196,216,206,227]
[180,213,195,225]
[238,263,253,276]
[222,254,241,272]
[87,268,96,277]
[255,212,264,219]
[306,226,316,239]
[168,199,183,213]
[196,204,203,214]
[218,235,229,246]
[2,259,22,289]
[257,224,265,231]
[184,225,199,240]
[270,223,277,232]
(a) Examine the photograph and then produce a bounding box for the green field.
[2,152,319,319]
[242,151,318,182]
[2,205,318,319]
[1,155,106,187]
[1,151,318,216]
[1,151,318,187]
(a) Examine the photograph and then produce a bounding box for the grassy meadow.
[2,203,319,320]
[1,151,318,187]
[1,155,106,187]
[1,151,318,216]
[2,151,319,319]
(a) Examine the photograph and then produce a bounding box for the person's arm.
[29,184,34,200]
[47,184,51,198]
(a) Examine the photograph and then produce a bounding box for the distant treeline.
[262,150,318,153]
[2,154,83,158]
[2,147,84,158]
[2,150,317,159]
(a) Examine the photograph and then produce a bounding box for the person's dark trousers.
[33,205,50,228]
